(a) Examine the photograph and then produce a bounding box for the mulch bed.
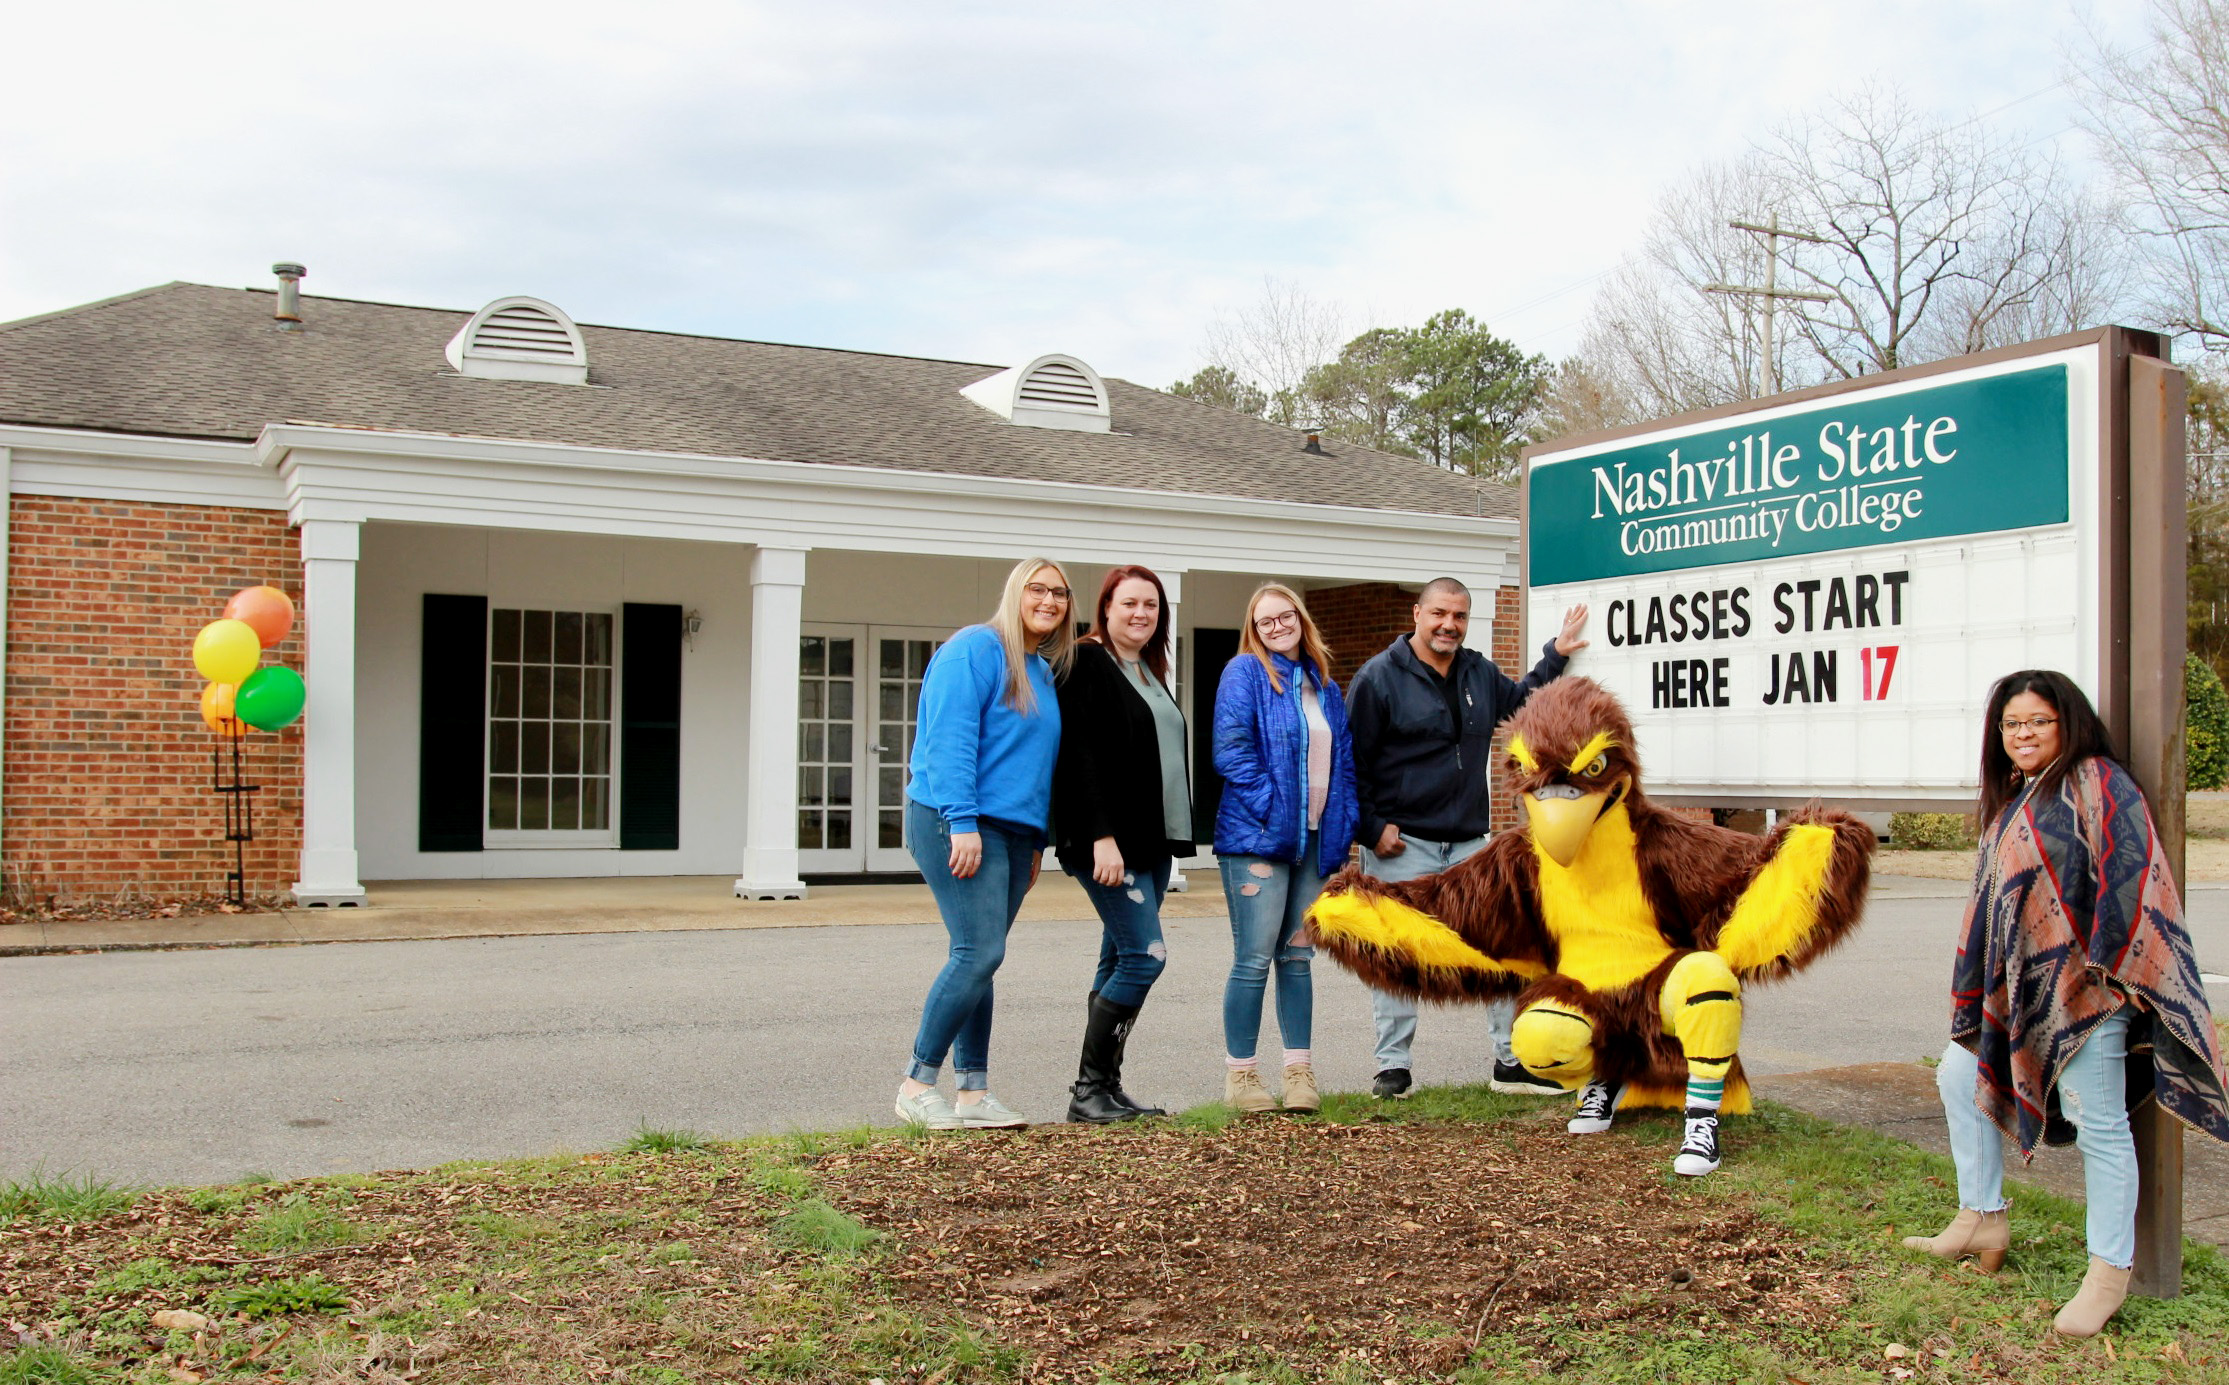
[818,1111,1852,1379]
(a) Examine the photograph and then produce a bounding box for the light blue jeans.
[1362,833,1515,1071]
[1937,1005,2137,1268]
[904,801,1036,1091]
[1219,830,1321,1059]
[1068,855,1172,1010]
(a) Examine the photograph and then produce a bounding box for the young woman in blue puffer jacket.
[1212,583,1359,1113]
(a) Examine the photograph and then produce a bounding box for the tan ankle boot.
[1900,1208,2010,1272]
[2052,1255,2132,1337]
[1224,1066,1275,1113]
[1281,1063,1319,1113]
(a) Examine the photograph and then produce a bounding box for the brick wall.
[4,497,304,903]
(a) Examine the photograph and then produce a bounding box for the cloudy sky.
[0,2,2153,387]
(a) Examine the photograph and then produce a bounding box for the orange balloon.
[200,682,249,739]
[225,585,296,647]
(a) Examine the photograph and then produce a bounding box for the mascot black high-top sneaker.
[1568,1080,1621,1134]
[1674,1108,1722,1176]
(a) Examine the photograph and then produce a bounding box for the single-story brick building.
[0,272,1523,904]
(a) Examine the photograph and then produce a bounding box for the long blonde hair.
[1240,583,1333,694]
[987,557,1077,712]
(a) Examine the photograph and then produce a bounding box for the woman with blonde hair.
[895,557,1077,1130]
[1209,583,1357,1112]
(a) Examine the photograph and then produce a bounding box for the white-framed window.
[487,607,616,845]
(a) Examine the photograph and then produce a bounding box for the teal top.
[1123,657,1192,842]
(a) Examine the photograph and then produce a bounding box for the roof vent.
[959,353,1111,433]
[443,296,589,385]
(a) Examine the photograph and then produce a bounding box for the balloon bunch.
[193,586,306,735]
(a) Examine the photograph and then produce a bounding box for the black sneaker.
[1567,1080,1621,1134]
[1371,1067,1413,1100]
[1489,1059,1565,1096]
[1674,1107,1721,1176]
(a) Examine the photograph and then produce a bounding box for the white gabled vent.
[443,295,589,385]
[959,353,1112,433]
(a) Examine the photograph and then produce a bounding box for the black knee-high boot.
[1085,990,1163,1115]
[1068,993,1164,1122]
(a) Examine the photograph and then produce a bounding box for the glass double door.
[797,624,948,874]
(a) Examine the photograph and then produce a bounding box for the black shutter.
[620,603,683,850]
[419,594,488,852]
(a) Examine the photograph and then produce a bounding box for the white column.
[1160,567,1191,892]
[291,518,367,906]
[736,545,809,899]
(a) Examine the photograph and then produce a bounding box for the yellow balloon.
[193,619,262,686]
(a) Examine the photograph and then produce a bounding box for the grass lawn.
[3,1090,2224,1384]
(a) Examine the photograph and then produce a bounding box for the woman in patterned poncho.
[1903,670,2229,1337]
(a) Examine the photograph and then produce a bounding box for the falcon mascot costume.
[1307,677,1874,1175]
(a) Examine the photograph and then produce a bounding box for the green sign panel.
[1528,365,2070,586]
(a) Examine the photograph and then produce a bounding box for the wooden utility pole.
[1703,216,1834,397]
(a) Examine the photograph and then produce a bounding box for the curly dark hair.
[1976,669,2120,827]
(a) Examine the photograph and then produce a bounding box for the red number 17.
[1860,645,1900,701]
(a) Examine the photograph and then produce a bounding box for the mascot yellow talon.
[1308,678,1874,1174]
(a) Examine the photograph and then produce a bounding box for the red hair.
[1086,565,1172,686]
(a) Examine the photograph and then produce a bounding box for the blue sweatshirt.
[907,624,1061,837]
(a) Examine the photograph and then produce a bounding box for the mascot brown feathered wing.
[1307,677,1874,1176]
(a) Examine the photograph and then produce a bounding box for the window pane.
[554,666,582,719]
[582,777,607,830]
[827,811,851,849]
[492,665,520,718]
[880,684,903,722]
[906,683,923,718]
[520,777,550,830]
[801,636,825,677]
[880,808,903,849]
[881,640,904,677]
[878,723,902,758]
[830,639,854,678]
[909,641,933,677]
[488,776,518,830]
[524,666,551,719]
[828,680,853,720]
[555,611,583,664]
[553,722,581,775]
[584,723,609,774]
[800,680,824,718]
[583,667,608,721]
[800,766,823,806]
[801,722,823,762]
[829,767,852,806]
[879,766,903,807]
[798,809,823,850]
[551,777,581,831]
[523,722,550,774]
[829,724,852,763]
[586,613,612,665]
[493,609,521,662]
[524,610,553,663]
[491,720,520,774]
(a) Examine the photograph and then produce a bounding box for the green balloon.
[235,665,306,730]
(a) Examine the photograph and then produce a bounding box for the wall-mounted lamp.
[684,609,704,651]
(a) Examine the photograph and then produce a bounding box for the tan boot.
[1900,1208,2010,1273]
[1281,1063,1320,1113]
[2052,1255,2132,1337]
[1224,1066,1275,1113]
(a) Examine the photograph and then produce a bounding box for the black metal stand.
[211,725,260,906]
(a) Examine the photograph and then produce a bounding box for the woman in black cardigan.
[1053,564,1193,1123]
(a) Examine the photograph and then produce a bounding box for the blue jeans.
[1362,833,1515,1071]
[904,801,1037,1091]
[1067,854,1171,1009]
[1220,830,1321,1059]
[1937,1005,2137,1268]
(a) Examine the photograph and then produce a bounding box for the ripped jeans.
[1068,854,1172,1009]
[1218,830,1320,1059]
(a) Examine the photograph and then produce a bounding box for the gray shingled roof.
[0,282,1515,520]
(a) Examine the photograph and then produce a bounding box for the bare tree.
[1202,278,1347,425]
[2075,0,2229,344]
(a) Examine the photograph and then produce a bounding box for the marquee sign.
[1522,340,2106,806]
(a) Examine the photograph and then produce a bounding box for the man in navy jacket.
[1346,577,1588,1099]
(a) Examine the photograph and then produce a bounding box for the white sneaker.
[1673,1108,1721,1176]
[895,1087,964,1131]
[955,1092,1030,1129]
[1567,1080,1622,1135]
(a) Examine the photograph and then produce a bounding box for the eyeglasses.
[1253,611,1299,633]
[1024,583,1071,602]
[1999,716,2059,734]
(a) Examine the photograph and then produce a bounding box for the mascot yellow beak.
[1523,782,1616,868]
